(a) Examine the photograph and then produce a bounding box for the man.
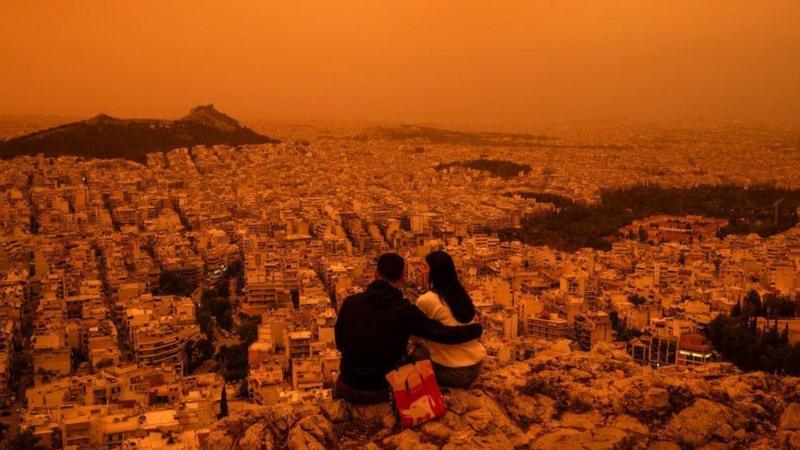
[334,253,483,404]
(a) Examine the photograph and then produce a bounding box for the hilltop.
[206,340,800,450]
[0,105,279,162]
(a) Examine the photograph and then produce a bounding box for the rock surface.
[205,340,799,449]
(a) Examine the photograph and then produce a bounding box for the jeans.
[333,376,391,404]
[410,344,483,389]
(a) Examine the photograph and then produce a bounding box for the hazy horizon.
[2,1,799,125]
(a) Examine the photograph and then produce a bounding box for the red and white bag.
[385,360,446,428]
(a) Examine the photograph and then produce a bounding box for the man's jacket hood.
[364,279,403,309]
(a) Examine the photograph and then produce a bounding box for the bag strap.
[403,370,426,392]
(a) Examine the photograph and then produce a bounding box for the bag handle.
[404,370,426,392]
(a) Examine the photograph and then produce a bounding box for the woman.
[412,250,485,388]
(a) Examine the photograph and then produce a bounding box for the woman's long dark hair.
[425,251,475,323]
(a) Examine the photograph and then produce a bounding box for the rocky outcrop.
[0,104,279,162]
[206,340,800,449]
[781,403,800,449]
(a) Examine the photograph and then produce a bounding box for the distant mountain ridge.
[359,124,556,146]
[0,105,279,162]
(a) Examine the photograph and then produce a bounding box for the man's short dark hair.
[377,253,405,282]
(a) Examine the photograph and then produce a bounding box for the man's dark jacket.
[334,279,483,390]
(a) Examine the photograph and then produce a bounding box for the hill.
[356,124,629,150]
[359,124,555,147]
[206,340,800,449]
[500,184,800,252]
[436,158,532,179]
[0,105,279,162]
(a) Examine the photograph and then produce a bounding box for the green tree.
[707,314,800,375]
[95,358,114,369]
[239,379,250,400]
[196,309,214,341]
[608,310,620,329]
[627,294,647,306]
[637,227,649,243]
[9,349,31,394]
[8,429,44,450]
[237,320,258,346]
[201,292,233,330]
[763,293,797,317]
[731,301,742,318]
[498,184,800,253]
[157,271,197,297]
[225,259,244,295]
[743,290,762,321]
[216,344,249,381]
[218,385,228,419]
[218,308,233,331]
[608,309,640,342]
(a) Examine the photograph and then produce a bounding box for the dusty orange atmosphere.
[1,1,798,125]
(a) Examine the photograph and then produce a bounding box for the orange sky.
[1,1,798,124]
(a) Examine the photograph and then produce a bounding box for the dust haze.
[1,1,799,125]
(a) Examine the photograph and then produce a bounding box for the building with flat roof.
[526,314,569,340]
[677,333,714,366]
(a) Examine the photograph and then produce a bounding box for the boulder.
[696,443,732,450]
[585,427,631,450]
[382,429,437,450]
[666,398,738,447]
[419,420,453,441]
[349,402,395,431]
[286,426,325,450]
[294,415,335,445]
[238,423,272,450]
[206,429,235,450]
[321,399,349,423]
[643,387,670,410]
[506,395,540,425]
[569,368,594,382]
[531,429,583,449]
[788,432,800,450]
[559,412,602,431]
[446,390,483,415]
[782,403,800,432]
[610,414,648,435]
[646,441,681,450]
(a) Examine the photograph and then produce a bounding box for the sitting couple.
[334,251,486,404]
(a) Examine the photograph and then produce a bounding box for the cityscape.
[0,116,798,449]
[2,2,800,450]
